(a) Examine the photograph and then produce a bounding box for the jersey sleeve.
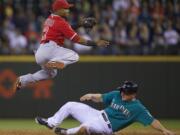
[136,107,154,126]
[102,91,119,106]
[59,21,80,42]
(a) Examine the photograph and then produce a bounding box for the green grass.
[0,119,79,130]
[0,119,179,130]
[124,120,180,130]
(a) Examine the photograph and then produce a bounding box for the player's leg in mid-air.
[35,102,113,135]
[13,41,79,93]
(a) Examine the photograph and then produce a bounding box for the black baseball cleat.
[35,116,54,129]
[54,127,67,135]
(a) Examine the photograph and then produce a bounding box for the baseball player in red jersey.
[13,0,109,93]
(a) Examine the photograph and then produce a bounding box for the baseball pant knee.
[64,102,77,110]
[51,52,79,67]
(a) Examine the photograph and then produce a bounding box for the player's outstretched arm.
[80,93,103,103]
[151,119,175,135]
[77,36,110,47]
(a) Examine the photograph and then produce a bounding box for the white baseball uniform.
[47,102,113,135]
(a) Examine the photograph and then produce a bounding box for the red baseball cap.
[52,0,73,11]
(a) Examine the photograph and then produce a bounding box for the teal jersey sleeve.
[102,91,120,106]
[136,107,154,126]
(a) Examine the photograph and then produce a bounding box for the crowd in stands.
[0,0,179,55]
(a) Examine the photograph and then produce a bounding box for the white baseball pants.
[47,102,113,135]
[19,41,79,87]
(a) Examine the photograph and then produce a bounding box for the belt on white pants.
[41,40,62,46]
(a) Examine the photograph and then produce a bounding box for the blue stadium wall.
[0,56,180,118]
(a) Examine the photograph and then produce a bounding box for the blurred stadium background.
[0,0,180,55]
[0,0,180,135]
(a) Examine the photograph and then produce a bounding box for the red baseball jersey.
[41,14,80,46]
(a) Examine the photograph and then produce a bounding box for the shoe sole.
[45,62,65,69]
[12,78,21,94]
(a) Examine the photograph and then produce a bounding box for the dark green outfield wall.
[0,62,180,118]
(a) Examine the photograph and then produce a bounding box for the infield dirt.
[0,129,179,135]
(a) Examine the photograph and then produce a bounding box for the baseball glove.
[81,17,97,29]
